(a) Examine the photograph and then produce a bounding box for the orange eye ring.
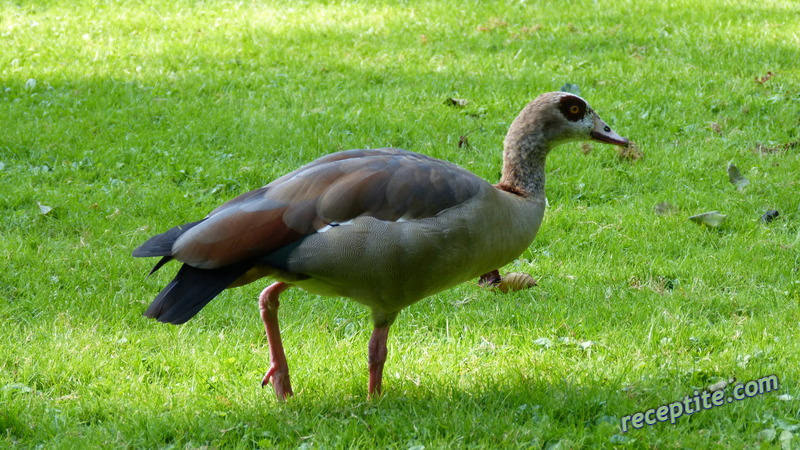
[569,105,580,114]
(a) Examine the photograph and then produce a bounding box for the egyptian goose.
[133,92,629,400]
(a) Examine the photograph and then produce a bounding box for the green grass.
[1,0,799,447]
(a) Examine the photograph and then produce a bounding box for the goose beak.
[590,114,629,146]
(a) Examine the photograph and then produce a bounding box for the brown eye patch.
[558,95,587,122]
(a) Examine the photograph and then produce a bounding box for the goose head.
[505,91,628,151]
[500,91,629,195]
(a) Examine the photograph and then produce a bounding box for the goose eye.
[558,95,588,122]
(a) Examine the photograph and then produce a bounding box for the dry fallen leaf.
[618,142,643,161]
[476,18,508,32]
[478,271,537,293]
[444,97,469,108]
[496,272,537,293]
[457,126,483,149]
[727,163,750,190]
[559,83,581,95]
[755,71,775,84]
[707,377,736,392]
[654,201,677,216]
[458,135,469,149]
[754,141,799,154]
[37,202,53,215]
[689,211,727,228]
[519,25,542,35]
[761,210,780,223]
[707,379,728,392]
[478,269,501,288]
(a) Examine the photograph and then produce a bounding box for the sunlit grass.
[1,0,799,447]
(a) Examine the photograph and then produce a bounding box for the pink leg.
[259,282,293,401]
[368,326,390,399]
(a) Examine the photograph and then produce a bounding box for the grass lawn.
[2,0,799,447]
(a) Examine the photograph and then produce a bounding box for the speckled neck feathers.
[498,96,559,199]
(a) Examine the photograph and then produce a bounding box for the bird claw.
[261,366,276,387]
[261,365,293,400]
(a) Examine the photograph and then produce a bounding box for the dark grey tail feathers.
[143,262,252,325]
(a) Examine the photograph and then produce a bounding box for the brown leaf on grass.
[727,164,750,190]
[709,122,722,135]
[754,143,773,154]
[629,45,647,60]
[37,202,53,215]
[457,125,483,149]
[618,142,643,161]
[444,97,469,108]
[755,71,775,84]
[478,271,537,293]
[509,24,543,40]
[654,202,677,216]
[560,83,581,95]
[755,141,800,154]
[689,211,727,227]
[497,272,537,293]
[419,34,428,44]
[581,143,593,155]
[707,378,734,392]
[476,18,508,32]
[56,393,79,402]
[478,269,501,288]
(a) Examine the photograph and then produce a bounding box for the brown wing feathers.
[173,206,304,269]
